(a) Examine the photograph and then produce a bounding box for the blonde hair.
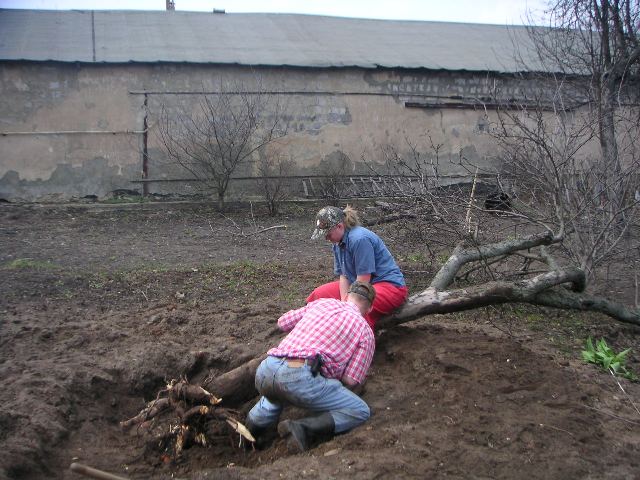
[343,205,360,229]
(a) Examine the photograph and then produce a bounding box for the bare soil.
[1,201,639,480]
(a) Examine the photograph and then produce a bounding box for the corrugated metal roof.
[0,9,545,72]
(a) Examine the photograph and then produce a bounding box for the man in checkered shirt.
[245,281,376,452]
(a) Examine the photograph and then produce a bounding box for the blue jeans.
[247,355,370,434]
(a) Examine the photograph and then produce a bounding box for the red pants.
[306,281,408,330]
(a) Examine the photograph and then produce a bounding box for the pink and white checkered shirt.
[268,298,375,384]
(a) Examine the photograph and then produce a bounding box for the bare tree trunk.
[533,289,640,324]
[601,83,620,174]
[204,354,266,405]
[377,268,588,329]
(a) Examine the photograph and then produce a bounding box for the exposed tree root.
[120,379,253,461]
[119,398,170,430]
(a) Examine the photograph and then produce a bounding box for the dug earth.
[0,202,638,479]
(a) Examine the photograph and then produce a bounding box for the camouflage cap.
[348,281,376,305]
[311,206,345,240]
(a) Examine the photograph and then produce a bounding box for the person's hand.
[266,326,282,338]
[349,382,365,395]
[341,375,365,395]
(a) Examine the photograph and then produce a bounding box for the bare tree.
[357,97,639,326]
[380,0,640,315]
[157,81,288,210]
[487,91,640,279]
[526,0,640,181]
[317,151,352,200]
[464,0,640,282]
[257,152,295,216]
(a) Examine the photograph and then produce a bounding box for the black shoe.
[244,417,269,449]
[245,417,265,438]
[277,413,335,453]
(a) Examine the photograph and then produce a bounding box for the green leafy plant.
[582,337,637,381]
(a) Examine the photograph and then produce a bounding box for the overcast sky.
[0,0,550,25]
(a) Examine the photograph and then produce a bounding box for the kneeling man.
[246,281,376,452]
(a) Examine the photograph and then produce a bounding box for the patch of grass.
[5,258,58,270]
[222,261,269,289]
[202,260,287,294]
[87,272,110,289]
[524,312,546,332]
[405,252,429,264]
[122,263,171,274]
[277,286,304,307]
[498,305,592,357]
[60,289,74,299]
[582,337,637,381]
[436,253,450,265]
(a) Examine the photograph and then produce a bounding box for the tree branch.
[430,231,557,290]
[533,289,640,326]
[379,266,586,329]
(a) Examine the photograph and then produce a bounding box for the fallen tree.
[198,228,639,408]
[379,231,640,329]
[122,223,639,459]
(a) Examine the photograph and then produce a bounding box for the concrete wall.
[0,62,551,201]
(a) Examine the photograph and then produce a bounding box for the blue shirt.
[332,226,405,286]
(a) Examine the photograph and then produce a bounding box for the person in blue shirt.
[308,205,408,329]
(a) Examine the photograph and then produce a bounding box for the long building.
[0,8,552,201]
